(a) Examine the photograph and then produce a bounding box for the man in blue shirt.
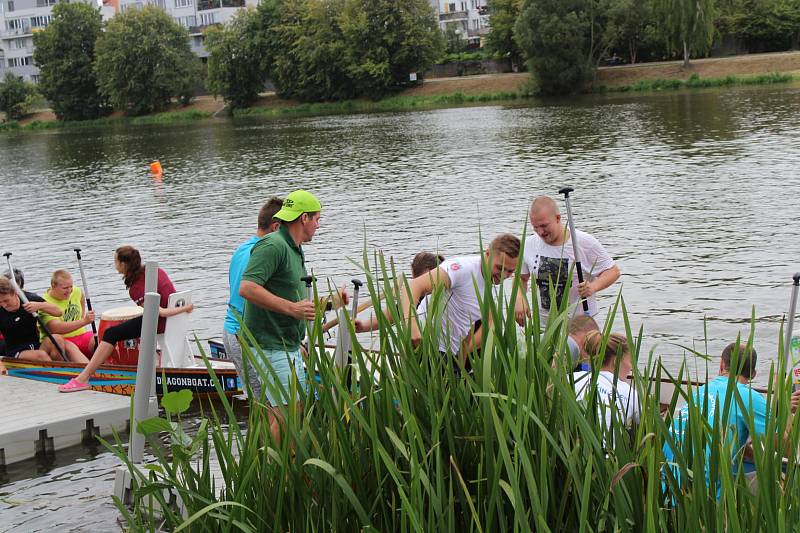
[223,197,282,399]
[663,342,800,495]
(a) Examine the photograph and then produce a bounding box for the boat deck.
[0,375,130,467]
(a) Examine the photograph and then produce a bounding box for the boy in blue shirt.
[223,196,282,399]
[663,342,800,495]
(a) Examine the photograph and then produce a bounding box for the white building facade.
[429,0,489,46]
[0,0,253,82]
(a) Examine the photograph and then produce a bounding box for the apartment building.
[0,0,116,81]
[113,0,256,58]
[429,0,489,46]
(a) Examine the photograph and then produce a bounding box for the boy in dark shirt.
[0,276,66,363]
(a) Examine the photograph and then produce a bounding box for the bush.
[0,73,37,120]
[95,6,201,115]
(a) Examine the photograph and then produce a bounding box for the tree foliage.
[485,0,524,65]
[0,73,37,120]
[95,6,201,115]
[33,2,105,120]
[339,0,443,95]
[205,8,270,109]
[721,0,800,52]
[515,0,618,95]
[656,0,716,66]
[254,0,443,102]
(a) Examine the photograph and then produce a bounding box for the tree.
[95,6,201,115]
[728,0,800,52]
[608,0,656,63]
[206,8,270,109]
[656,0,716,67]
[338,0,443,95]
[0,73,37,120]
[443,24,468,54]
[33,2,105,120]
[264,0,355,102]
[485,0,524,66]
[515,0,617,95]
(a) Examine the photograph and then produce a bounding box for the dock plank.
[0,375,130,466]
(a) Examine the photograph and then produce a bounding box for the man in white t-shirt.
[356,234,521,361]
[520,196,620,322]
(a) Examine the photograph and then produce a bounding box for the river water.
[1,85,800,529]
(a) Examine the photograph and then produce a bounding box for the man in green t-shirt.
[240,189,347,442]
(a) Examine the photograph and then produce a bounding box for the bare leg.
[16,349,51,362]
[73,341,115,384]
[268,402,304,447]
[64,341,89,364]
[40,335,66,361]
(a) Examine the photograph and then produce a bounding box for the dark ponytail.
[116,245,144,288]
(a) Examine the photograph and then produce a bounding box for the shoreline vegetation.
[108,253,800,530]
[2,52,800,133]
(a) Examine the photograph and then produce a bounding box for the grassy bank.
[232,91,523,119]
[108,252,800,531]
[0,109,212,133]
[598,71,795,93]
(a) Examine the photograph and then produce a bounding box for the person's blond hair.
[50,269,72,287]
[584,331,629,367]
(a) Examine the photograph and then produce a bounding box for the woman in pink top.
[58,245,194,392]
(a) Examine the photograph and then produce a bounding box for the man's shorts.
[6,342,40,359]
[66,330,94,356]
[252,347,307,407]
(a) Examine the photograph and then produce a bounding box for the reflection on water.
[2,84,800,526]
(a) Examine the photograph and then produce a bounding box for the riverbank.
[3,50,800,132]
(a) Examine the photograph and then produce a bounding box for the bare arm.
[47,313,95,334]
[158,302,194,318]
[24,301,62,317]
[356,267,451,335]
[578,264,621,298]
[240,280,314,321]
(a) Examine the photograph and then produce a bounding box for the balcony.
[439,10,468,22]
[197,0,243,10]
[467,27,489,38]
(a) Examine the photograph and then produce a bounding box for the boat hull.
[1,357,241,397]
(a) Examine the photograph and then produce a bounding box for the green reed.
[106,249,800,531]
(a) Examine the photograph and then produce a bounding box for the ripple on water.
[2,85,800,527]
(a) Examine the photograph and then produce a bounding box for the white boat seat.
[156,290,195,368]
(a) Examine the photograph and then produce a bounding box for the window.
[199,12,216,25]
[35,0,57,7]
[175,0,191,7]
[7,1,14,12]
[175,15,196,27]
[7,56,32,67]
[9,37,27,49]
[30,15,53,28]
[460,1,466,11]
[31,74,40,83]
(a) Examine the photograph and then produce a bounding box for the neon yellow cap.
[274,190,322,222]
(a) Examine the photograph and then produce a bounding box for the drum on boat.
[98,306,143,365]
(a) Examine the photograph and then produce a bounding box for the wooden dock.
[0,375,130,466]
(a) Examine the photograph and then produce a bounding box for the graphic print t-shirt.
[436,256,485,355]
[42,286,86,338]
[521,230,615,320]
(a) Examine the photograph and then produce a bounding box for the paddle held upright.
[557,187,590,314]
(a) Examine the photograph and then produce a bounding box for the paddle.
[785,272,800,391]
[3,252,68,361]
[557,186,590,315]
[323,293,382,333]
[73,248,98,348]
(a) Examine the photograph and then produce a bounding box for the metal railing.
[439,10,468,21]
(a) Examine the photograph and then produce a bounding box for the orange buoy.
[150,160,163,176]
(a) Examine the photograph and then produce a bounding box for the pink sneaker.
[58,378,91,393]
